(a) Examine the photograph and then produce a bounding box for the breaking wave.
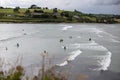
[95,51,112,71]
[0,36,21,42]
[62,26,73,30]
[56,50,82,66]
[70,41,107,51]
[0,31,39,42]
[70,41,112,71]
[111,38,120,43]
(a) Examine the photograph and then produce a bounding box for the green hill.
[0,7,120,23]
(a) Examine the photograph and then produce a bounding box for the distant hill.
[0,6,120,23]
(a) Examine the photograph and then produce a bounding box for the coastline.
[0,21,119,24]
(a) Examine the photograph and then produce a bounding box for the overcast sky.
[0,0,120,14]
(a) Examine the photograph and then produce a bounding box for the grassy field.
[0,9,14,14]
[0,8,119,23]
[0,8,63,14]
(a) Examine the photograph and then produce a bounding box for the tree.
[53,8,58,13]
[0,6,4,9]
[13,7,20,13]
[61,11,69,17]
[45,7,48,9]
[29,4,37,9]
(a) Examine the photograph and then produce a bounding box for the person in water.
[5,47,8,50]
[17,43,19,48]
[23,33,27,35]
[64,46,66,50]
[60,39,63,43]
[69,36,72,39]
[89,38,91,41]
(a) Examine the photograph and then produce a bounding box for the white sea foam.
[94,28,103,37]
[74,28,103,35]
[111,38,120,43]
[85,28,103,37]
[56,50,82,66]
[73,41,98,46]
[103,31,118,38]
[97,34,103,37]
[70,40,112,71]
[77,36,81,38]
[71,41,107,51]
[0,31,39,42]
[67,50,82,61]
[62,26,73,30]
[95,51,112,71]
[56,61,68,67]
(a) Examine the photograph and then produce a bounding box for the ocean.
[0,23,120,80]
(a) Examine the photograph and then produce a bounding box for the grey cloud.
[93,0,120,5]
[0,0,120,14]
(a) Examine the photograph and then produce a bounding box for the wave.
[103,31,118,38]
[56,50,82,66]
[95,51,112,71]
[111,38,120,43]
[101,30,120,43]
[62,26,73,30]
[67,50,82,61]
[0,31,39,42]
[70,41,107,51]
[94,28,103,37]
[69,41,112,71]
[97,34,103,37]
[56,61,68,67]
[73,41,98,46]
[73,28,103,37]
[0,36,21,42]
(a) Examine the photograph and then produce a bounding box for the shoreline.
[0,21,119,24]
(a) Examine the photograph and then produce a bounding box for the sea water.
[0,23,120,80]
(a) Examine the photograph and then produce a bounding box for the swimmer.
[60,39,63,43]
[17,43,19,48]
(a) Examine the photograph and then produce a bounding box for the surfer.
[89,38,91,41]
[100,69,104,73]
[69,36,72,39]
[23,33,27,35]
[64,46,66,50]
[60,39,63,43]
[5,47,8,51]
[17,43,19,48]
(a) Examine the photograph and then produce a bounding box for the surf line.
[70,41,112,71]
[95,51,112,71]
[0,31,40,42]
[56,50,82,67]
[62,25,73,31]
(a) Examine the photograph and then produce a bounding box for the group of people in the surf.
[22,29,27,35]
[5,43,20,51]
[59,36,92,50]
[5,29,27,51]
